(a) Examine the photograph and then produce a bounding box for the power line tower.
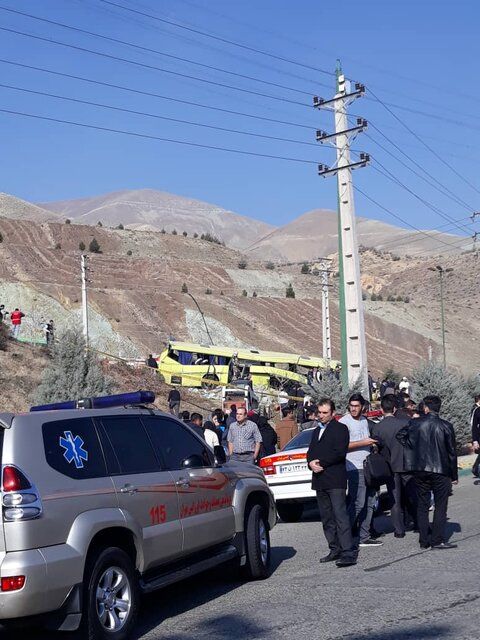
[81,254,90,346]
[314,61,370,394]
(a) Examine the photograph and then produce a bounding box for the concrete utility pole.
[429,265,453,367]
[318,260,332,361]
[81,254,89,347]
[314,61,370,393]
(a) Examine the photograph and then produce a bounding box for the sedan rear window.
[283,429,315,451]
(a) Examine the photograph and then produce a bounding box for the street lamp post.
[429,265,453,367]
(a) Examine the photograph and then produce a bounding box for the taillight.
[2,466,42,522]
[1,576,25,591]
[259,457,277,476]
[3,466,31,492]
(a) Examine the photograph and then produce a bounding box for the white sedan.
[259,428,315,522]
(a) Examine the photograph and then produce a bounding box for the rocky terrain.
[0,188,477,384]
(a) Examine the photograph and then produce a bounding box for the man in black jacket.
[307,398,356,567]
[397,395,458,550]
[371,395,416,538]
[471,394,480,477]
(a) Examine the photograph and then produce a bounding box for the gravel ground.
[4,476,480,640]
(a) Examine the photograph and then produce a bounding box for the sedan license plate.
[278,463,308,474]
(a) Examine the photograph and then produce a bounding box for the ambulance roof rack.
[30,390,155,412]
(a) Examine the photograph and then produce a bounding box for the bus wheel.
[201,374,219,389]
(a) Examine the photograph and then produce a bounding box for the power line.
[0,58,316,132]
[366,123,475,211]
[0,107,320,164]
[0,82,325,149]
[368,87,480,199]
[97,0,336,78]
[0,5,326,96]
[0,26,311,108]
[354,185,472,252]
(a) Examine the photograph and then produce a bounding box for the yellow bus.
[157,341,338,390]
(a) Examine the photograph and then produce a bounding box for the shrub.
[0,232,4,243]
[181,283,188,293]
[220,290,224,295]
[371,293,377,301]
[54,242,61,250]
[377,294,383,301]
[0,322,9,351]
[396,295,404,302]
[161,228,166,234]
[205,288,212,295]
[242,289,248,297]
[404,296,410,303]
[97,221,102,227]
[79,241,86,251]
[172,229,177,235]
[182,231,188,237]
[301,262,310,274]
[126,250,132,256]
[193,232,198,238]
[362,292,367,301]
[200,233,205,240]
[202,232,223,245]
[266,261,275,270]
[286,283,295,298]
[89,238,101,253]
[65,218,71,224]
[238,259,248,270]
[411,361,478,449]
[383,367,402,386]
[392,254,401,261]
[387,295,396,302]
[310,375,364,414]
[34,327,112,404]
[252,291,257,297]
[116,223,124,230]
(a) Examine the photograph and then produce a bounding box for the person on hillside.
[168,387,181,417]
[371,395,417,538]
[0,305,8,323]
[227,406,262,464]
[471,394,480,477]
[275,407,298,450]
[44,320,54,347]
[180,410,190,423]
[10,308,25,339]
[307,398,357,567]
[341,393,382,548]
[146,354,158,369]
[397,395,458,550]
[399,376,411,394]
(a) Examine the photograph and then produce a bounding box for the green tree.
[371,293,378,301]
[182,231,188,237]
[377,294,383,301]
[116,223,124,230]
[54,242,61,250]
[172,229,177,235]
[301,262,310,274]
[181,283,188,293]
[193,232,199,238]
[97,221,103,227]
[79,241,86,251]
[362,292,368,301]
[0,232,4,243]
[161,228,166,234]
[89,238,101,253]
[34,327,112,405]
[238,259,248,270]
[285,283,295,298]
[396,295,404,302]
[383,367,402,386]
[205,288,212,294]
[266,261,275,270]
[387,295,396,302]
[404,296,410,303]
[242,289,248,297]
[126,250,132,256]
[65,218,71,224]
[252,291,258,297]
[310,375,363,414]
[411,361,478,448]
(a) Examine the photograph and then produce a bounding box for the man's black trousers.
[415,471,452,547]
[386,472,418,535]
[316,488,356,561]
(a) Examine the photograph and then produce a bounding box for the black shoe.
[336,558,357,567]
[420,543,430,549]
[394,533,405,538]
[319,552,340,563]
[431,542,457,549]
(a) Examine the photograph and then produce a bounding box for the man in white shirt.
[399,377,410,394]
[340,393,383,548]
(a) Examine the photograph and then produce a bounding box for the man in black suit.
[307,398,357,567]
[371,395,417,538]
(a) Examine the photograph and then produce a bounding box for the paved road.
[4,477,480,640]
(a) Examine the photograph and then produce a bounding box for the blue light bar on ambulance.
[30,390,155,412]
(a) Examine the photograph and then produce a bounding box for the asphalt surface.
[4,476,480,640]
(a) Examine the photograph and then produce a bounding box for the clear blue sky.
[1,0,479,239]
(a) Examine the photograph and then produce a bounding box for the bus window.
[178,351,192,365]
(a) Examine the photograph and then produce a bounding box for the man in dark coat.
[371,395,417,538]
[256,415,278,458]
[397,395,458,550]
[471,394,480,477]
[307,398,356,567]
